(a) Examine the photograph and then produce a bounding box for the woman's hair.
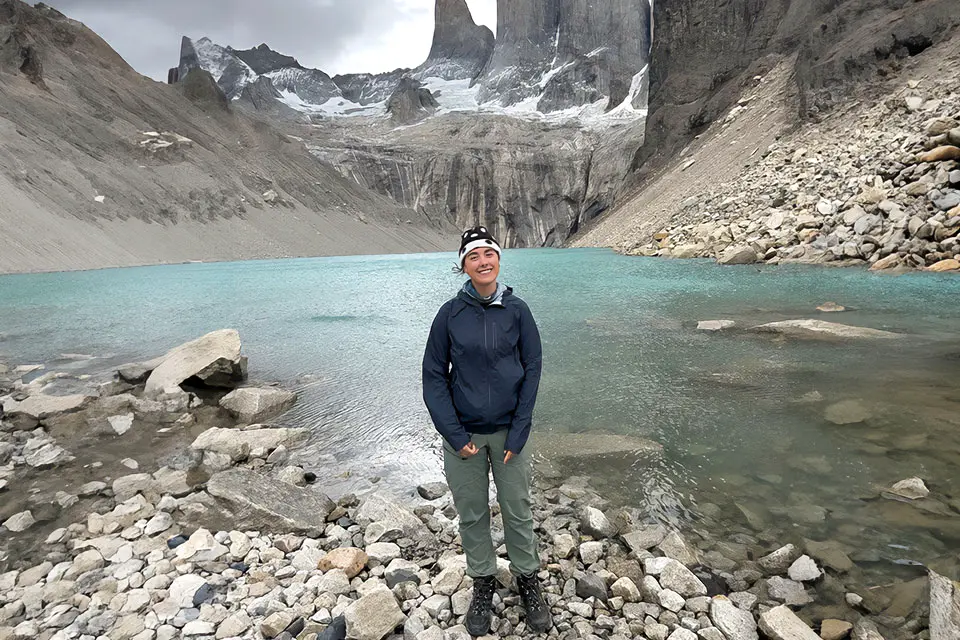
[451,263,465,275]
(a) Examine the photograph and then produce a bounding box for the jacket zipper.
[483,308,491,412]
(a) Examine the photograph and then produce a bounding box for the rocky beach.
[2,330,959,640]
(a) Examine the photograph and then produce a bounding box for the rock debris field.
[2,330,959,640]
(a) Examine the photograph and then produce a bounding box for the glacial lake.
[2,248,959,585]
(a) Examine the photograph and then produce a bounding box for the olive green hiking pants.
[442,429,540,578]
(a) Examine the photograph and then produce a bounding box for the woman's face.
[463,247,500,287]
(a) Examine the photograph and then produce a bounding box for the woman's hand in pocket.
[459,442,479,458]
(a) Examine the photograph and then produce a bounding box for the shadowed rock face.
[387,77,439,123]
[233,43,304,75]
[416,0,494,81]
[634,0,960,174]
[477,0,651,109]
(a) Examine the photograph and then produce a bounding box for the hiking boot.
[516,571,551,632]
[465,575,496,636]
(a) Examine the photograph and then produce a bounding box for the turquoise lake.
[1,248,959,583]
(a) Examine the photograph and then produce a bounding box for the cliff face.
[415,0,494,80]
[477,0,651,109]
[635,0,960,172]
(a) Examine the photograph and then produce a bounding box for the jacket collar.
[455,284,513,310]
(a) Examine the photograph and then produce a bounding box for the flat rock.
[766,576,812,606]
[622,524,667,552]
[191,427,307,461]
[169,574,207,608]
[697,320,736,331]
[3,510,35,532]
[176,528,228,562]
[709,596,758,640]
[219,386,297,422]
[319,547,369,579]
[804,539,854,573]
[145,329,245,394]
[718,246,758,265]
[820,619,853,640]
[416,482,449,500]
[207,468,335,533]
[657,530,700,566]
[929,570,960,640]
[533,432,662,460]
[658,560,707,597]
[354,493,423,536]
[825,400,871,425]
[758,605,820,640]
[5,393,93,421]
[344,585,406,640]
[752,319,900,340]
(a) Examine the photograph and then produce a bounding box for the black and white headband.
[458,226,502,266]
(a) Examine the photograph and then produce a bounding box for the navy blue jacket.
[422,287,542,455]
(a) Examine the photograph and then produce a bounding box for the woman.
[422,226,550,635]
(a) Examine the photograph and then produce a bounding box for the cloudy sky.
[39,0,496,80]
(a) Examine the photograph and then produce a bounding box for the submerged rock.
[219,386,297,423]
[534,432,662,460]
[698,320,736,331]
[885,477,930,500]
[752,319,901,340]
[824,399,871,425]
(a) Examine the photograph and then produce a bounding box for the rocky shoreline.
[2,331,959,640]
[627,68,960,274]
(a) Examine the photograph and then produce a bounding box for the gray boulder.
[709,596,758,640]
[190,427,307,461]
[144,329,246,395]
[354,493,423,537]
[752,319,900,340]
[344,585,406,640]
[758,605,820,640]
[718,246,758,265]
[930,570,960,640]
[206,468,334,533]
[219,387,297,423]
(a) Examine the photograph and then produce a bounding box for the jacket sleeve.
[422,302,471,452]
[505,301,542,454]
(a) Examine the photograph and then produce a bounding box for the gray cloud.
[39,0,440,80]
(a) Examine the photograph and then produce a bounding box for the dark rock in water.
[167,534,188,549]
[303,471,317,484]
[229,561,249,573]
[576,572,608,602]
[416,0,494,81]
[206,468,335,533]
[192,583,215,606]
[232,43,304,75]
[417,482,449,500]
[178,68,229,111]
[693,567,728,596]
[317,616,347,640]
[386,77,439,123]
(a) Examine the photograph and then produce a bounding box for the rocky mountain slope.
[0,0,452,274]
[574,0,960,266]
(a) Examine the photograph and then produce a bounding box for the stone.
[316,569,352,596]
[825,400,871,425]
[611,577,641,602]
[870,254,901,271]
[918,146,960,163]
[354,493,424,536]
[697,320,735,331]
[758,605,820,640]
[667,627,697,640]
[580,541,605,565]
[718,246,757,265]
[417,482,448,500]
[658,560,707,597]
[109,413,135,435]
[191,427,307,461]
[144,512,174,537]
[145,329,245,394]
[3,510,34,532]
[153,466,193,497]
[385,558,421,588]
[581,506,617,538]
[113,474,160,502]
[567,601,593,617]
[5,393,92,424]
[929,570,960,640]
[622,525,667,552]
[659,589,685,612]
[206,468,335,533]
[787,555,821,582]
[176,528,228,562]
[23,441,74,468]
[577,572,608,602]
[344,585,406,640]
[219,387,297,422]
[766,576,812,606]
[753,319,900,340]
[431,566,464,596]
[758,544,800,574]
[319,548,369,579]
[422,594,452,617]
[183,620,216,636]
[820,619,853,640]
[929,258,960,272]
[657,531,699,566]
[260,611,297,639]
[709,596,757,640]
[816,302,845,313]
[169,574,207,608]
[553,533,576,558]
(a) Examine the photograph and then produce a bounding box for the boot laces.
[518,574,546,613]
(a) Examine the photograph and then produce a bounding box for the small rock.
[787,556,821,582]
[697,320,735,331]
[581,506,617,539]
[319,547,369,579]
[580,540,604,565]
[709,596,758,640]
[260,611,297,639]
[2,510,35,532]
[886,477,929,500]
[820,619,853,640]
[344,586,406,640]
[758,605,820,640]
[659,588,685,612]
[417,482,449,500]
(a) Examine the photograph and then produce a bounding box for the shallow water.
[2,249,959,581]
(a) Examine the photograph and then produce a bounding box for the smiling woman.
[421,225,551,634]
